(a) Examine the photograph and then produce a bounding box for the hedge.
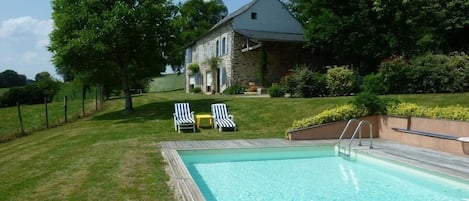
[387,102,469,121]
[289,104,368,131]
[289,102,469,131]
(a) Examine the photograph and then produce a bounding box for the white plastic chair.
[211,103,236,132]
[173,103,196,133]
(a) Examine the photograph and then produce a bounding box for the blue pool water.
[179,146,469,201]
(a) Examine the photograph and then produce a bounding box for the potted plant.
[188,63,200,75]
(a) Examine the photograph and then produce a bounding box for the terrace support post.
[95,87,98,112]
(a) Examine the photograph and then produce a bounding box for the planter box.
[288,115,469,156]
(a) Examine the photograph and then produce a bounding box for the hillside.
[148,73,185,92]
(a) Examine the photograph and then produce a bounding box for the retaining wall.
[288,115,469,156]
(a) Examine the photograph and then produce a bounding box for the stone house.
[184,0,309,94]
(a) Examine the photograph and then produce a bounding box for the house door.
[206,71,212,93]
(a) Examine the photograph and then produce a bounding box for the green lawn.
[0,91,468,200]
[148,73,185,92]
[0,83,98,142]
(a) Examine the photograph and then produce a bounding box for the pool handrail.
[337,119,373,157]
[337,118,360,145]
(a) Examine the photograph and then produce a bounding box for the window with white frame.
[220,67,227,85]
[185,48,192,64]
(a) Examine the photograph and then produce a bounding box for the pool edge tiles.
[160,139,469,201]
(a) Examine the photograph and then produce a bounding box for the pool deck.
[160,138,469,201]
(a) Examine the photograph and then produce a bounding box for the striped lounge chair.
[173,103,196,133]
[211,103,236,132]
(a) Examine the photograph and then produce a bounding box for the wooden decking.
[160,138,469,201]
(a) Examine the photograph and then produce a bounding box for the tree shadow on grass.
[90,98,228,124]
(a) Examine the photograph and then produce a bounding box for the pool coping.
[160,138,469,201]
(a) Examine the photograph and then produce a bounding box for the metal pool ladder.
[337,119,373,157]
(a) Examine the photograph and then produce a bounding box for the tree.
[49,0,176,112]
[167,0,227,72]
[0,70,27,88]
[35,72,60,101]
[288,0,469,74]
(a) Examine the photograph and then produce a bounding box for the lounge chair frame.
[173,103,196,133]
[211,103,236,132]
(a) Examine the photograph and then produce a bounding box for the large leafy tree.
[35,71,61,101]
[0,70,27,88]
[49,0,176,112]
[167,0,227,72]
[289,0,469,74]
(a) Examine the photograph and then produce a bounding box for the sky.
[0,0,251,80]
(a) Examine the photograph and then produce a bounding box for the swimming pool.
[179,146,469,201]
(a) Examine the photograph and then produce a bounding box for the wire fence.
[0,89,103,142]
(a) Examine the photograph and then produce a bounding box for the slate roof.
[207,0,258,32]
[190,0,305,45]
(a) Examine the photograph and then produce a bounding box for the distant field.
[148,73,185,92]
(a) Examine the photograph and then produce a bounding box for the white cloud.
[0,16,56,79]
[0,16,52,39]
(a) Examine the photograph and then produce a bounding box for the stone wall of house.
[231,32,258,86]
[231,33,309,88]
[186,23,234,94]
[187,26,319,93]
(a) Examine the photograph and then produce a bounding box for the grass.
[0,91,468,200]
[0,83,98,142]
[148,73,185,92]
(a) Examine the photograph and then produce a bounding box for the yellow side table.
[195,114,213,129]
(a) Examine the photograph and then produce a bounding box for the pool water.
[179,146,469,201]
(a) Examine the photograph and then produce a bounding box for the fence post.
[45,97,49,128]
[95,87,98,112]
[16,101,25,135]
[81,92,85,117]
[64,96,68,123]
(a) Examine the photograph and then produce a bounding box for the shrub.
[351,92,389,115]
[268,84,285,98]
[187,63,200,75]
[281,67,327,98]
[380,57,410,94]
[222,85,246,95]
[415,53,467,93]
[289,104,368,130]
[361,73,384,94]
[326,66,357,96]
[387,102,469,121]
[0,85,44,107]
[192,87,202,93]
[380,53,469,94]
